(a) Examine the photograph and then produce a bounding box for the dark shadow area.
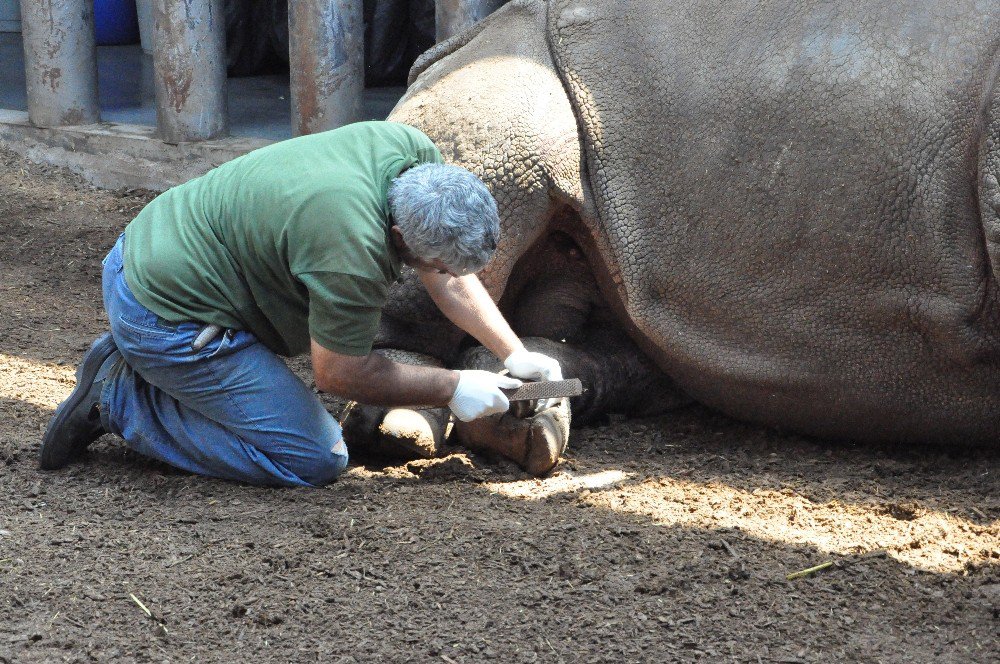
[0,145,149,367]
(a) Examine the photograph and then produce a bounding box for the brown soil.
[0,148,997,663]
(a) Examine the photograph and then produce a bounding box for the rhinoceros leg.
[501,232,692,424]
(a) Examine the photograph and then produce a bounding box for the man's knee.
[300,437,349,486]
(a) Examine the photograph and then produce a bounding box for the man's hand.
[448,370,522,421]
[415,271,567,411]
[504,349,564,381]
[504,349,564,410]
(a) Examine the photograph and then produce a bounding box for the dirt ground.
[0,147,997,663]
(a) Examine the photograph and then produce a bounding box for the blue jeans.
[99,235,348,487]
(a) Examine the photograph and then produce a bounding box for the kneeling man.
[39,121,561,487]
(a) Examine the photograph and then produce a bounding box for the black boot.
[39,332,121,470]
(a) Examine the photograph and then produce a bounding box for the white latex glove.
[504,349,565,411]
[448,370,523,422]
[504,349,564,382]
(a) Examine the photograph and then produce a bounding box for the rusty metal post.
[288,0,364,136]
[19,0,100,127]
[435,0,505,42]
[152,0,228,143]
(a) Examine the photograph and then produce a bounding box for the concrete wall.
[0,109,270,191]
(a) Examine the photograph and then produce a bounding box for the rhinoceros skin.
[362,0,1000,461]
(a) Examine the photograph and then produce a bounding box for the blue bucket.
[94,0,140,46]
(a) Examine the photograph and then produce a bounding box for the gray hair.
[387,163,500,275]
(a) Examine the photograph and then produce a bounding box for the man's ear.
[390,225,405,250]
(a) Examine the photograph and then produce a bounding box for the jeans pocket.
[117,312,178,340]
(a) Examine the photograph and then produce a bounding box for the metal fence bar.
[288,0,364,136]
[20,0,100,128]
[153,0,229,143]
[435,0,505,42]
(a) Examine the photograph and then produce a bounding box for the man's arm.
[311,340,459,407]
[418,270,564,409]
[311,340,521,421]
[417,270,525,360]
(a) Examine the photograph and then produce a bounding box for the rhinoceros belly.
[551,0,1000,443]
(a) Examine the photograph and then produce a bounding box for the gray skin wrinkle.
[363,0,1000,462]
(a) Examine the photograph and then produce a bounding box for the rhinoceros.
[344,0,1000,473]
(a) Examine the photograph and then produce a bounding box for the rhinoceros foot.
[450,341,572,476]
[452,401,571,477]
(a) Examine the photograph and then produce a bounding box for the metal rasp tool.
[502,378,583,402]
[339,379,584,423]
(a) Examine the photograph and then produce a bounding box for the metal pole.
[435,0,505,42]
[20,0,100,127]
[288,0,364,136]
[152,0,228,143]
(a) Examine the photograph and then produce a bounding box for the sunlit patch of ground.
[485,469,632,499]
[0,353,74,409]
[485,469,999,573]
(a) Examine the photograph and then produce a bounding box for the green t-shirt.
[123,121,443,357]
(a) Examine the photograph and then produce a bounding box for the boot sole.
[39,333,117,470]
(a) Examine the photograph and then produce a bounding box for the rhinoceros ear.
[408,24,488,86]
[408,1,541,86]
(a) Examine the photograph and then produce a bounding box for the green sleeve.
[420,142,444,165]
[406,124,444,165]
[297,271,388,356]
